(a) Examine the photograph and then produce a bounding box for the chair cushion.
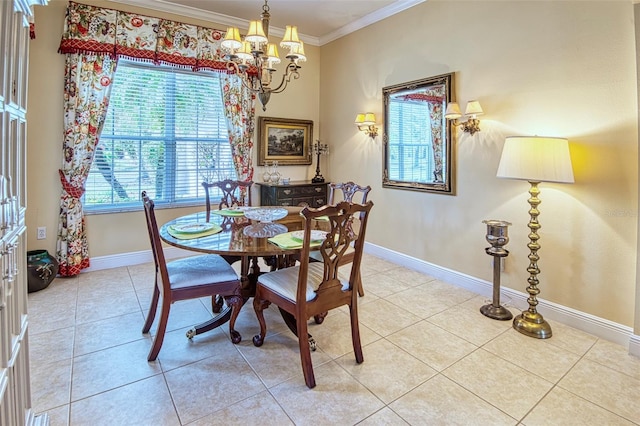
[167,254,238,289]
[257,262,349,302]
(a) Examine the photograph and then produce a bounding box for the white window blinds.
[84,61,236,213]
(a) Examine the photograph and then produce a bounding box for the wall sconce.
[445,100,484,135]
[354,112,379,138]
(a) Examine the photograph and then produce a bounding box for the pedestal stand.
[481,220,513,320]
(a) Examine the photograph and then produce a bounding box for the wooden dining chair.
[141,191,243,361]
[252,200,374,388]
[315,181,371,297]
[202,179,253,222]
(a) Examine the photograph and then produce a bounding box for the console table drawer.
[257,181,328,208]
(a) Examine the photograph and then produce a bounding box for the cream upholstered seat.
[141,191,242,361]
[252,200,373,388]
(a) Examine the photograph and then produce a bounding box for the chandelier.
[221,0,306,111]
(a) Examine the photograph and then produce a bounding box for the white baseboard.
[85,242,640,354]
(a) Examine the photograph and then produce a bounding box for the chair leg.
[142,285,160,334]
[252,294,270,347]
[297,314,316,388]
[147,298,170,361]
[227,294,244,344]
[349,304,364,364]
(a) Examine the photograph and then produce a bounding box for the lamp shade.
[362,113,376,126]
[465,100,484,116]
[246,20,267,44]
[221,27,242,50]
[280,25,301,49]
[445,102,462,119]
[354,113,365,124]
[497,136,574,183]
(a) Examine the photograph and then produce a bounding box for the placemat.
[167,224,222,239]
[211,208,245,217]
[268,232,323,249]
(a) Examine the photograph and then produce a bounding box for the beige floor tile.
[384,266,437,287]
[164,347,266,424]
[73,311,146,356]
[29,326,75,365]
[30,358,73,413]
[156,326,231,372]
[305,309,382,358]
[29,296,77,334]
[71,339,162,401]
[75,289,141,324]
[42,404,70,426]
[584,339,640,380]
[428,304,512,346]
[389,374,517,425]
[336,338,437,403]
[360,254,399,272]
[539,320,598,356]
[443,349,553,420]
[269,361,385,425]
[386,281,476,319]
[147,297,217,335]
[187,391,294,425]
[358,407,410,425]
[483,329,581,382]
[236,329,333,388]
[360,272,415,298]
[386,320,477,371]
[70,375,181,426]
[522,387,635,426]
[358,298,422,337]
[559,358,640,422]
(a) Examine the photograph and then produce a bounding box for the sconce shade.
[445,102,462,119]
[362,113,376,126]
[497,136,574,183]
[221,27,242,50]
[354,113,366,124]
[465,100,484,116]
[246,20,268,44]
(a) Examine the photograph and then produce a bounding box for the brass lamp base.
[513,311,552,339]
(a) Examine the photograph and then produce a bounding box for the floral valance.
[58,1,233,72]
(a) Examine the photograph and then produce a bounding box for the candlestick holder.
[311,140,329,183]
[481,219,513,320]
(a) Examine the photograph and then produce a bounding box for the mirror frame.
[382,73,455,195]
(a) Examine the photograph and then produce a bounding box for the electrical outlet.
[37,227,46,240]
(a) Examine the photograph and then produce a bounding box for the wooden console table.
[257,181,328,207]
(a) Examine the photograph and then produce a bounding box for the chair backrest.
[202,179,253,221]
[328,181,371,205]
[297,200,373,307]
[142,191,171,297]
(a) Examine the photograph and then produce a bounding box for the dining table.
[159,206,325,342]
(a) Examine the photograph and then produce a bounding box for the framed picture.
[257,117,313,166]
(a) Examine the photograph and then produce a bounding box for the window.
[84,61,236,213]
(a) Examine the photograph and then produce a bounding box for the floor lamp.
[496,136,574,339]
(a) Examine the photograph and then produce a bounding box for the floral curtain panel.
[57,53,117,276]
[57,2,256,276]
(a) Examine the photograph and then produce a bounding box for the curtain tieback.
[59,169,85,199]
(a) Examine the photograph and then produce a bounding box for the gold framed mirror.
[382,73,455,194]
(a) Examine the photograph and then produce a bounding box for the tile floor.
[28,253,640,425]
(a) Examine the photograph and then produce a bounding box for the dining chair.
[202,179,253,222]
[315,181,371,297]
[252,200,374,388]
[141,191,243,361]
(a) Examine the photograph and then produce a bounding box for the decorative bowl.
[244,207,288,223]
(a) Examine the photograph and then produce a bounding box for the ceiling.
[108,0,426,46]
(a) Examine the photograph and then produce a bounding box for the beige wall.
[27,1,639,327]
[321,1,638,326]
[26,0,320,256]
